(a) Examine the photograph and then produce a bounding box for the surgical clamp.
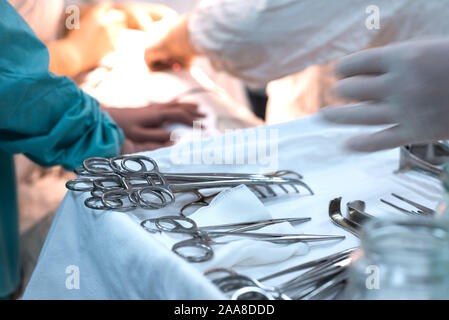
[142,216,345,262]
[66,155,314,211]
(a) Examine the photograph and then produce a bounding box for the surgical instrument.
[347,200,375,225]
[329,198,363,237]
[141,216,311,234]
[397,142,449,179]
[330,195,435,238]
[381,193,436,216]
[142,216,345,262]
[66,155,314,211]
[205,248,356,300]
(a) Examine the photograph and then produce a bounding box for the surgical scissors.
[141,216,345,262]
[66,155,314,211]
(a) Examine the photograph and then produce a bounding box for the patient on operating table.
[9,0,205,150]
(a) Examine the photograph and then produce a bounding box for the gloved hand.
[144,15,197,71]
[66,2,126,73]
[115,3,178,32]
[104,101,205,150]
[320,38,449,152]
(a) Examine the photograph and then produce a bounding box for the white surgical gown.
[8,0,64,43]
[188,0,449,122]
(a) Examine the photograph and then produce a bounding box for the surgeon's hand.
[115,3,178,32]
[66,2,127,72]
[145,15,197,71]
[121,139,171,154]
[320,39,449,152]
[104,101,205,149]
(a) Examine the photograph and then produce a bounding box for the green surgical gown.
[0,0,125,297]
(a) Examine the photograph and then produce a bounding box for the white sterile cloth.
[23,114,443,299]
[22,192,225,300]
[148,185,309,271]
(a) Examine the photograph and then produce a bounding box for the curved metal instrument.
[397,143,449,179]
[329,198,362,237]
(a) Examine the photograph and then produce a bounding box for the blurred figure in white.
[144,0,449,123]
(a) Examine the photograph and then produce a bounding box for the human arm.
[0,1,124,169]
[103,101,205,151]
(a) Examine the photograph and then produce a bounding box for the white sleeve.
[188,0,411,88]
[8,0,64,42]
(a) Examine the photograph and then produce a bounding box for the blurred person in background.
[9,0,205,148]
[144,0,449,124]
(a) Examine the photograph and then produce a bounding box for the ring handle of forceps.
[137,186,175,209]
[100,187,169,210]
[83,157,116,175]
[154,216,198,233]
[110,155,159,175]
[172,238,214,263]
[66,178,95,192]
[85,196,123,211]
[231,286,277,300]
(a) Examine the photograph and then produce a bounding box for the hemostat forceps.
[141,216,345,263]
[66,155,314,211]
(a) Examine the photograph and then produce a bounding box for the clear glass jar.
[342,217,449,299]
[436,163,449,221]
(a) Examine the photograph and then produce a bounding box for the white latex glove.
[320,38,449,152]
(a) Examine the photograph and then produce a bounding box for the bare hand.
[121,139,173,154]
[104,101,205,145]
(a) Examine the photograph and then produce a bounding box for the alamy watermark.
[169,122,279,173]
[365,265,380,290]
[365,5,380,30]
[65,5,80,30]
[65,265,80,290]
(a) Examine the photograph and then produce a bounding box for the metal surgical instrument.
[329,198,363,237]
[397,142,449,179]
[66,155,314,211]
[141,216,311,234]
[330,195,435,237]
[381,193,436,216]
[141,216,345,263]
[347,200,375,225]
[205,248,356,300]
